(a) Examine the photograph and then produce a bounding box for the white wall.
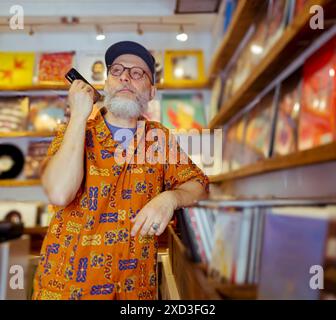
[0,31,213,72]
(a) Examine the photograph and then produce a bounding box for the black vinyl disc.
[0,144,25,179]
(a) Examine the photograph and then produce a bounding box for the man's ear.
[149,85,157,100]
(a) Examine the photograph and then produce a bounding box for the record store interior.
[0,0,336,300]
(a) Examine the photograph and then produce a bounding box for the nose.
[119,68,131,83]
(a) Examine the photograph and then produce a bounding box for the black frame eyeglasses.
[108,63,153,84]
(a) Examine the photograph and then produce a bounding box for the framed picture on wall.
[164,50,206,86]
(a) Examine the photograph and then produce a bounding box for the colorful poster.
[274,71,302,156]
[37,51,75,84]
[298,36,336,151]
[28,96,67,132]
[76,52,106,84]
[0,52,35,87]
[161,93,205,130]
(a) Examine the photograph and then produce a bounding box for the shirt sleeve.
[39,124,67,176]
[163,132,209,194]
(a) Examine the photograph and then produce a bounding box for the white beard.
[104,93,148,119]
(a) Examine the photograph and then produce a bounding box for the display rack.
[167,225,257,300]
[209,0,335,129]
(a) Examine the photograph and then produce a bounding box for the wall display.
[274,71,302,156]
[164,50,206,86]
[0,144,25,179]
[0,52,35,88]
[161,93,206,130]
[76,52,106,85]
[37,51,75,85]
[298,36,336,151]
[28,96,67,132]
[0,97,29,132]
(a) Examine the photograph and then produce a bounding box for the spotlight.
[176,25,188,42]
[28,25,34,36]
[96,25,105,41]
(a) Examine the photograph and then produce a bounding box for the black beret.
[105,41,156,83]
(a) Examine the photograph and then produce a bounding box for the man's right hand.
[68,80,94,121]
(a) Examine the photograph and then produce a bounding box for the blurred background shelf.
[0,180,41,187]
[209,142,336,183]
[208,0,260,81]
[209,0,336,128]
[0,131,55,138]
[23,226,48,235]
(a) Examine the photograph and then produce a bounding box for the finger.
[154,218,169,236]
[147,228,156,236]
[131,214,147,237]
[140,218,156,237]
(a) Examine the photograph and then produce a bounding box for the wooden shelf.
[208,0,262,81]
[209,0,336,129]
[209,142,336,183]
[0,179,41,187]
[0,82,209,92]
[0,131,55,138]
[23,226,48,235]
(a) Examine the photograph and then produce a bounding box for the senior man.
[32,41,209,300]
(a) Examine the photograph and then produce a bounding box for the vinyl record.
[0,144,25,179]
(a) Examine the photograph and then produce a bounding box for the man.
[32,41,209,300]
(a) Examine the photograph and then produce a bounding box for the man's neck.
[103,109,137,128]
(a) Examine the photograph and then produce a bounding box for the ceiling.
[0,0,220,34]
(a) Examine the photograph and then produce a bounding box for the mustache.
[110,85,136,96]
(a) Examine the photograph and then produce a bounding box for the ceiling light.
[176,25,188,42]
[329,68,335,77]
[96,25,105,41]
[28,25,34,36]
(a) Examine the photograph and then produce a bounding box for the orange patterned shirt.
[32,108,209,300]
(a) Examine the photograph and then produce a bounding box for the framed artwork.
[164,50,206,86]
[37,51,75,85]
[76,52,106,85]
[161,93,206,131]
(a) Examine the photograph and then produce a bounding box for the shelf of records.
[208,0,336,128]
[0,48,208,91]
[171,199,336,300]
[0,136,51,184]
[208,32,336,182]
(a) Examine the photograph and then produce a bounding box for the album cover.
[28,96,67,132]
[229,116,247,171]
[298,36,336,151]
[76,52,106,85]
[0,97,29,132]
[37,51,75,84]
[161,93,206,130]
[23,138,52,179]
[0,52,35,87]
[264,0,289,52]
[244,91,276,164]
[0,143,25,179]
[274,70,302,156]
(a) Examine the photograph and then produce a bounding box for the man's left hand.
[130,191,177,237]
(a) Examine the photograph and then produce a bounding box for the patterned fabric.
[32,108,209,300]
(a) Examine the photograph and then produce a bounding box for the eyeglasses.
[108,63,153,84]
